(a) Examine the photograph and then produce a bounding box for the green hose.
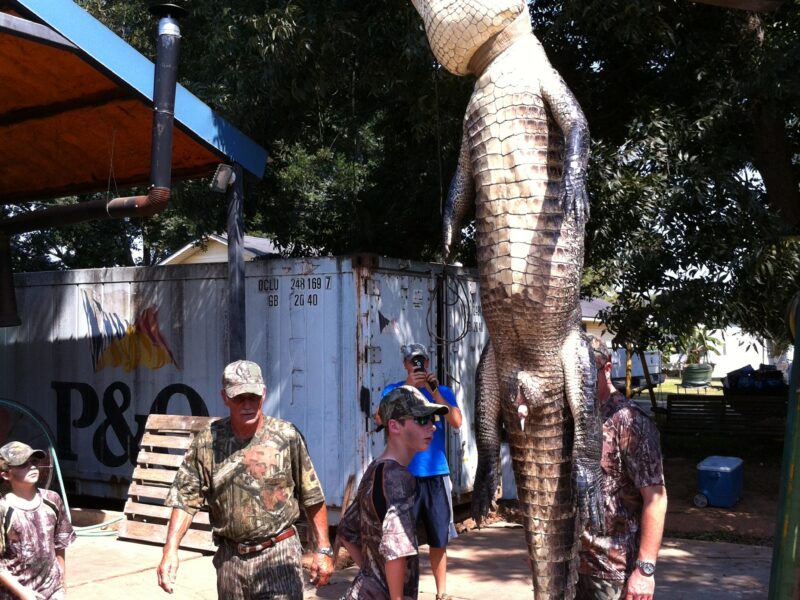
[0,398,122,534]
[74,514,125,536]
[0,398,69,518]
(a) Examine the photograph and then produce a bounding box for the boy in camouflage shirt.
[338,385,450,600]
[1,442,75,600]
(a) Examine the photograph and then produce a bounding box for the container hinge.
[365,278,381,297]
[365,346,382,364]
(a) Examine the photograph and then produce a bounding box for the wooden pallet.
[118,414,220,552]
[659,394,787,437]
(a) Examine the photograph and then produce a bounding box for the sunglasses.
[10,458,42,469]
[405,415,437,426]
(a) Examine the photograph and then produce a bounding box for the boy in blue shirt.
[380,343,462,600]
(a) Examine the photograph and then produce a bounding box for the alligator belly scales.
[410,1,604,597]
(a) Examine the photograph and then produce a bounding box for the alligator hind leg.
[472,341,503,526]
[562,326,605,535]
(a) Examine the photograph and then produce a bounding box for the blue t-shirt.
[381,381,458,477]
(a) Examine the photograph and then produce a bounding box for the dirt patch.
[661,455,779,545]
[456,451,781,546]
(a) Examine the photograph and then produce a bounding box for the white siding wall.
[0,258,486,508]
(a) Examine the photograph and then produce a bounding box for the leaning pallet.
[118,414,219,552]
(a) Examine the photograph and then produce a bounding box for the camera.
[410,355,426,373]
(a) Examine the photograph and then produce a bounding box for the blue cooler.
[695,456,743,508]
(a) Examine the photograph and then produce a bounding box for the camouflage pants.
[213,535,304,599]
[576,574,625,600]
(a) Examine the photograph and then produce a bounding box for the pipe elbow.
[106,187,170,218]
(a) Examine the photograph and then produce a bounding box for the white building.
[158,234,280,265]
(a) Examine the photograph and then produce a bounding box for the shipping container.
[0,256,488,519]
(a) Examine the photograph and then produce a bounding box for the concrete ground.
[65,521,770,599]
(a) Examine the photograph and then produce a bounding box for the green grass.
[629,377,724,403]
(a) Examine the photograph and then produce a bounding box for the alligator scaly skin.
[411,1,603,597]
[471,340,503,521]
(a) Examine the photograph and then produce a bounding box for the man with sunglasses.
[0,441,75,600]
[380,344,462,600]
[157,360,334,599]
[339,385,450,599]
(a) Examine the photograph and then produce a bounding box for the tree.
[13,0,800,350]
[69,0,470,259]
[532,1,800,349]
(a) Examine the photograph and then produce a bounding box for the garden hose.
[74,514,124,537]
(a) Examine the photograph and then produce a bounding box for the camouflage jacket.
[579,392,665,582]
[338,459,419,600]
[0,489,76,600]
[166,416,325,543]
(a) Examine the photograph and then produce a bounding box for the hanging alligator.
[409,0,604,597]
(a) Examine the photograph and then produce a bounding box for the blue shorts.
[414,475,454,549]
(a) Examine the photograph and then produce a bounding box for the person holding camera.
[380,343,462,600]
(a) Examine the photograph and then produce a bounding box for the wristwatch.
[635,559,656,577]
[316,546,334,557]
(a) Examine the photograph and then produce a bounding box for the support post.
[769,300,800,598]
[226,163,245,361]
[637,347,658,412]
[625,342,633,399]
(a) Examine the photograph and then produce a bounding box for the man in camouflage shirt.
[577,340,668,600]
[157,360,334,599]
[338,386,450,600]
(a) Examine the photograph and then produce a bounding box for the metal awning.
[0,0,267,204]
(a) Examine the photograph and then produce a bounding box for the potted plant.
[675,326,722,387]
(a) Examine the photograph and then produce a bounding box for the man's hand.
[405,370,429,390]
[158,508,194,593]
[425,372,440,391]
[157,548,180,594]
[624,569,655,600]
[309,553,334,588]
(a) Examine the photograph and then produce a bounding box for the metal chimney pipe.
[0,2,186,325]
[0,1,185,231]
[105,2,184,219]
[0,234,21,327]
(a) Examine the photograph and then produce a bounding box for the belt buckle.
[237,539,272,555]
[238,542,261,555]
[237,528,292,555]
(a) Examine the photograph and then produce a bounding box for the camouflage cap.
[587,335,610,367]
[0,441,46,472]
[401,343,429,361]
[222,360,266,398]
[376,385,449,431]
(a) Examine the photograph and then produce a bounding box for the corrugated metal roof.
[1,0,267,204]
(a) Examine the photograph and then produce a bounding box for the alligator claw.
[471,461,500,528]
[574,458,606,535]
[560,169,590,223]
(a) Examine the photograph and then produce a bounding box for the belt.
[236,528,296,555]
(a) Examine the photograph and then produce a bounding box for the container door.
[247,257,358,510]
[357,265,438,463]
[442,272,488,499]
